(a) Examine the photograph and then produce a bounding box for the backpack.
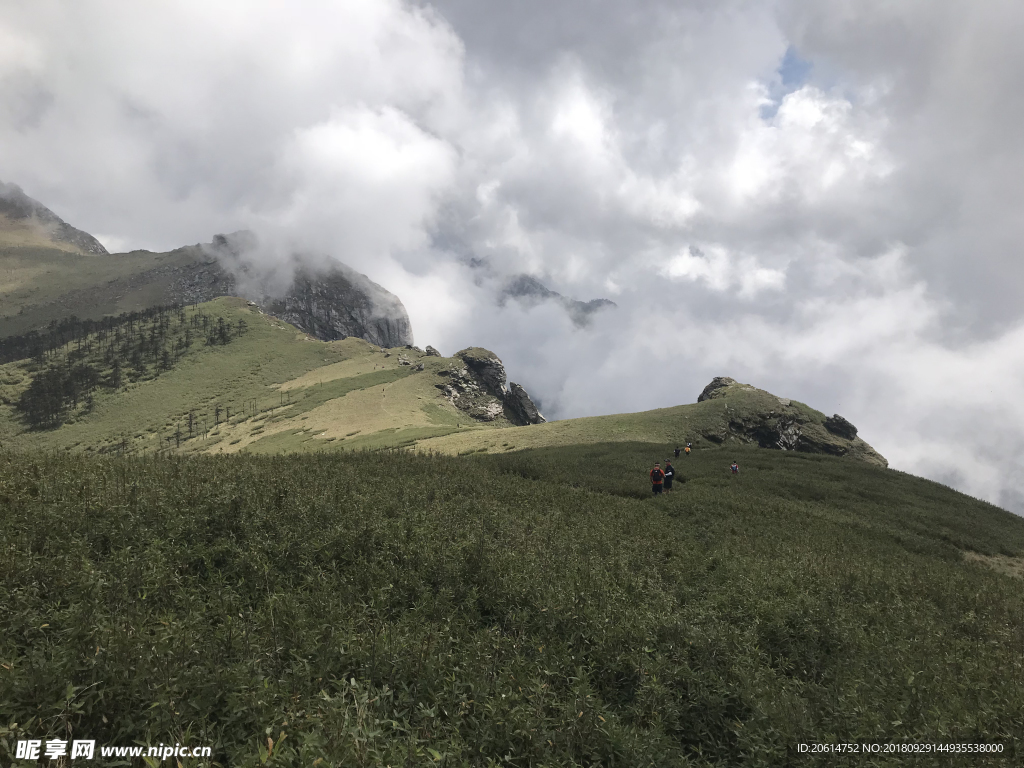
[651,468,664,482]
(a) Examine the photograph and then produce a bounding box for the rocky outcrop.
[0,181,109,254]
[693,376,886,466]
[160,251,237,304]
[457,348,509,396]
[697,376,737,402]
[435,347,545,426]
[424,345,442,357]
[824,414,858,440]
[263,266,413,348]
[505,382,545,425]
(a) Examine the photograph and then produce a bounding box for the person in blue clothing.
[730,461,739,474]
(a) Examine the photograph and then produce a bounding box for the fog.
[2,0,1022,511]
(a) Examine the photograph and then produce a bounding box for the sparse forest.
[7,305,247,430]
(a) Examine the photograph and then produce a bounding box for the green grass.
[414,385,885,466]
[0,244,212,337]
[0,298,367,453]
[1,445,1021,767]
[260,368,415,424]
[0,297,520,456]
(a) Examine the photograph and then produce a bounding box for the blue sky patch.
[761,45,813,120]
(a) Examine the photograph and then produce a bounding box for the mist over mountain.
[2,2,1024,511]
[204,231,414,348]
[0,180,108,254]
[0,185,414,350]
[499,274,616,328]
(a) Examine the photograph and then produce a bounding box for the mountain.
[3,190,1023,767]
[207,232,413,349]
[0,184,412,348]
[0,297,544,455]
[0,296,883,465]
[0,184,877,465]
[500,273,616,326]
[0,181,108,254]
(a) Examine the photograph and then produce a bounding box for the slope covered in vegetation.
[0,298,534,455]
[414,379,885,466]
[0,298,887,470]
[1,445,1021,766]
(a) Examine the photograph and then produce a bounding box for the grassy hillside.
[0,297,888,469]
[414,382,884,465]
[1,445,1021,766]
[0,242,224,338]
[0,297,521,455]
[0,214,85,252]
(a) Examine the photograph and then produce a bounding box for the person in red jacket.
[650,462,665,494]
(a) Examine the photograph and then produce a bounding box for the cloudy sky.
[2,0,1023,511]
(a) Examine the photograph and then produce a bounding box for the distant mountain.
[499,274,616,327]
[0,181,108,254]
[0,188,413,349]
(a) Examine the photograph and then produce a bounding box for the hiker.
[730,461,739,474]
[663,460,675,492]
[674,446,681,458]
[685,443,691,456]
[650,462,665,495]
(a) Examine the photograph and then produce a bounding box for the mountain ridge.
[0,180,108,255]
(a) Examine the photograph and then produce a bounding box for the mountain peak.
[500,273,616,327]
[0,181,108,255]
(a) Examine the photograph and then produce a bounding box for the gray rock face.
[505,382,545,425]
[160,251,237,304]
[204,232,414,348]
[731,414,850,455]
[424,345,442,357]
[437,347,546,425]
[264,266,413,348]
[0,181,109,254]
[457,348,508,397]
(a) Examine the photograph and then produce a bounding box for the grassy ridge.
[1,445,1021,766]
[0,244,213,338]
[413,386,885,466]
[0,297,518,456]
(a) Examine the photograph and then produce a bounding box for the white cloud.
[274,105,457,265]
[3,0,1024,511]
[662,245,787,297]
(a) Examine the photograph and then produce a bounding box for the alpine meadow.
[4,3,1024,766]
